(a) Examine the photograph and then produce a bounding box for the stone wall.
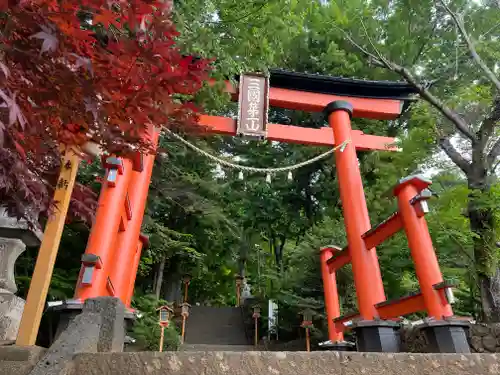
[2,343,500,375]
[0,345,46,375]
[400,323,500,353]
[72,351,500,375]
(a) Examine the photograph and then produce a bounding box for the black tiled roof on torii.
[269,69,419,101]
[235,69,419,102]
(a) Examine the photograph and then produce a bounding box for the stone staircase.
[181,306,251,351]
[181,344,255,352]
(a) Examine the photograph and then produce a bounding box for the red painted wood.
[333,293,427,333]
[320,247,344,342]
[196,115,398,151]
[210,80,404,119]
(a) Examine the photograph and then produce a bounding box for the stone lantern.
[0,209,42,341]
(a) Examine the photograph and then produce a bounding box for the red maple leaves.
[0,0,211,225]
[93,9,122,29]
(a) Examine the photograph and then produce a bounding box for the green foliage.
[130,294,181,351]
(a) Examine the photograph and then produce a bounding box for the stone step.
[0,360,36,375]
[180,344,255,352]
[185,306,249,346]
[0,346,47,375]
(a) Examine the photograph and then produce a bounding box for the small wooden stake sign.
[252,304,261,347]
[300,309,314,352]
[180,302,191,344]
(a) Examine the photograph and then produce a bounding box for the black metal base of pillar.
[353,320,400,352]
[419,320,470,353]
[318,340,356,351]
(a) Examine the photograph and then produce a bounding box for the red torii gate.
[63,69,467,352]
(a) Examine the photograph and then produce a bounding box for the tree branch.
[437,0,500,92]
[439,137,471,174]
[394,65,475,141]
[411,20,439,65]
[333,23,475,141]
[479,96,500,144]
[478,95,500,171]
[493,159,500,173]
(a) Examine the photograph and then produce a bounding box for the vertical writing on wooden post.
[237,73,269,139]
[16,147,80,346]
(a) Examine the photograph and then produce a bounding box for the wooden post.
[320,246,344,342]
[235,275,243,307]
[301,309,314,352]
[159,326,165,352]
[16,147,80,346]
[181,316,186,344]
[254,317,258,346]
[305,327,311,352]
[182,274,191,304]
[252,304,260,347]
[395,177,453,319]
[326,102,381,319]
[157,305,172,351]
[180,302,190,345]
[183,283,189,303]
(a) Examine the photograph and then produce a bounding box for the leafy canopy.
[0,0,211,223]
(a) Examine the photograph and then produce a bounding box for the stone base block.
[48,299,137,346]
[353,320,400,352]
[420,320,470,353]
[0,293,25,341]
[29,297,126,375]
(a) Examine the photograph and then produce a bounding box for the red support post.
[125,236,148,307]
[326,101,383,319]
[394,176,453,319]
[356,190,386,304]
[320,246,344,342]
[74,158,133,300]
[108,129,159,305]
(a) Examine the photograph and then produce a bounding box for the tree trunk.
[468,185,500,322]
[276,235,286,273]
[238,230,250,278]
[154,257,166,300]
[163,262,182,304]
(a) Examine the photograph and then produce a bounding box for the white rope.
[164,128,350,174]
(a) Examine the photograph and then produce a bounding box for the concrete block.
[0,345,46,375]
[0,345,46,363]
[28,297,126,375]
[84,297,125,352]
